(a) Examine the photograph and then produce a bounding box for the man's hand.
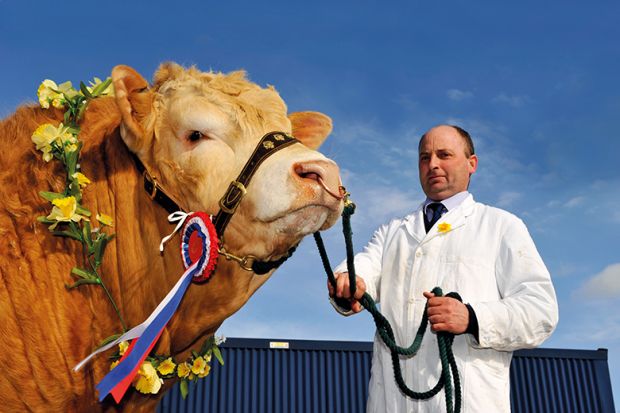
[327,272,367,313]
[424,291,469,334]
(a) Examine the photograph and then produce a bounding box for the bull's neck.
[96,131,264,358]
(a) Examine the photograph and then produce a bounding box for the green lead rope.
[313,200,462,413]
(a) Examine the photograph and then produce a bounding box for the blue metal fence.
[158,338,615,413]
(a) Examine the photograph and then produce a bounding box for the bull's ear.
[288,111,333,150]
[111,65,154,154]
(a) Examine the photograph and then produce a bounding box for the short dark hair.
[419,125,475,157]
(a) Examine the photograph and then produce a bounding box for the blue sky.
[2,0,619,408]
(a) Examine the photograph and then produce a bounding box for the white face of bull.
[112,63,343,260]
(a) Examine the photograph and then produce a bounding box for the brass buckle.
[219,181,247,214]
[218,246,256,272]
[143,170,159,200]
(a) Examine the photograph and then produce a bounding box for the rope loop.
[315,199,462,413]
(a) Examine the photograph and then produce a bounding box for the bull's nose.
[293,160,342,198]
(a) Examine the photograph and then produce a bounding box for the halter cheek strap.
[212,132,298,237]
[132,131,300,274]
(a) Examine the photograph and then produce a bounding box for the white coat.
[334,194,558,412]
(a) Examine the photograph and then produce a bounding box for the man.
[330,125,558,412]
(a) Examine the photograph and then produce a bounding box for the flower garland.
[110,336,225,397]
[33,78,126,330]
[32,77,224,398]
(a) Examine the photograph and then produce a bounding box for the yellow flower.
[119,341,129,356]
[191,356,207,375]
[56,81,78,100]
[198,362,211,378]
[437,222,452,233]
[65,143,78,153]
[37,80,62,109]
[73,172,91,188]
[177,362,191,379]
[87,77,115,96]
[133,362,163,395]
[31,123,74,162]
[96,213,114,227]
[157,357,176,376]
[37,80,80,109]
[110,360,120,371]
[46,196,84,230]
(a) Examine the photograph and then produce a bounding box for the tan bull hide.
[0,63,343,411]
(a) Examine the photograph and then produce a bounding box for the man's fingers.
[354,277,367,300]
[335,273,348,298]
[423,291,435,299]
[351,301,363,313]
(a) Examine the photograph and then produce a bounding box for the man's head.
[418,125,478,201]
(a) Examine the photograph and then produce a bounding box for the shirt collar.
[423,191,470,215]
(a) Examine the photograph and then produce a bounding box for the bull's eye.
[188,131,203,142]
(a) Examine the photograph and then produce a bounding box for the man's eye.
[188,131,203,142]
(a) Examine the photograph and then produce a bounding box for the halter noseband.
[133,131,299,274]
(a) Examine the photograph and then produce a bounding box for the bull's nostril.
[303,172,320,181]
[294,165,322,182]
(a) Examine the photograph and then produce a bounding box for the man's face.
[418,126,478,201]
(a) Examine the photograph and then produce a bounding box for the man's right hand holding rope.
[329,273,474,337]
[328,272,367,313]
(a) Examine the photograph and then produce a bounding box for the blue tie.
[425,202,446,233]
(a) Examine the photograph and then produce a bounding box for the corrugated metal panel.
[510,347,615,413]
[158,339,615,413]
[158,338,372,413]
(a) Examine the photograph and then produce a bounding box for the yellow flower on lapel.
[437,222,452,233]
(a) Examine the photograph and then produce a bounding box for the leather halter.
[133,131,300,275]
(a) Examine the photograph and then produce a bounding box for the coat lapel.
[402,203,426,242]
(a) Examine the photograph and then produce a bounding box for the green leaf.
[39,191,65,202]
[180,379,189,399]
[79,81,93,98]
[66,278,101,289]
[37,216,55,224]
[213,346,224,366]
[75,204,92,217]
[97,333,123,349]
[67,126,81,135]
[93,232,112,266]
[65,149,79,177]
[91,78,112,96]
[52,230,83,241]
[198,337,213,355]
[71,266,98,280]
[82,220,93,249]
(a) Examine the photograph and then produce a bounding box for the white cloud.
[564,196,585,208]
[492,93,531,107]
[446,89,474,101]
[579,263,620,299]
[497,191,522,208]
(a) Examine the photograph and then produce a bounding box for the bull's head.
[111,63,343,264]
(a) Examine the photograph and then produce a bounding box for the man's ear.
[288,111,333,150]
[468,154,478,175]
[111,65,154,154]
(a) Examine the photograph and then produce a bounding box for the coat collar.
[403,193,476,243]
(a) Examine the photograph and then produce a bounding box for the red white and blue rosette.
[73,212,219,403]
[181,212,219,283]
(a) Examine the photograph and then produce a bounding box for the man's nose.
[428,154,440,168]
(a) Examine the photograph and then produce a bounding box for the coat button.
[415,250,423,258]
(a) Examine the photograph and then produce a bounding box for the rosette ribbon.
[73,212,218,403]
